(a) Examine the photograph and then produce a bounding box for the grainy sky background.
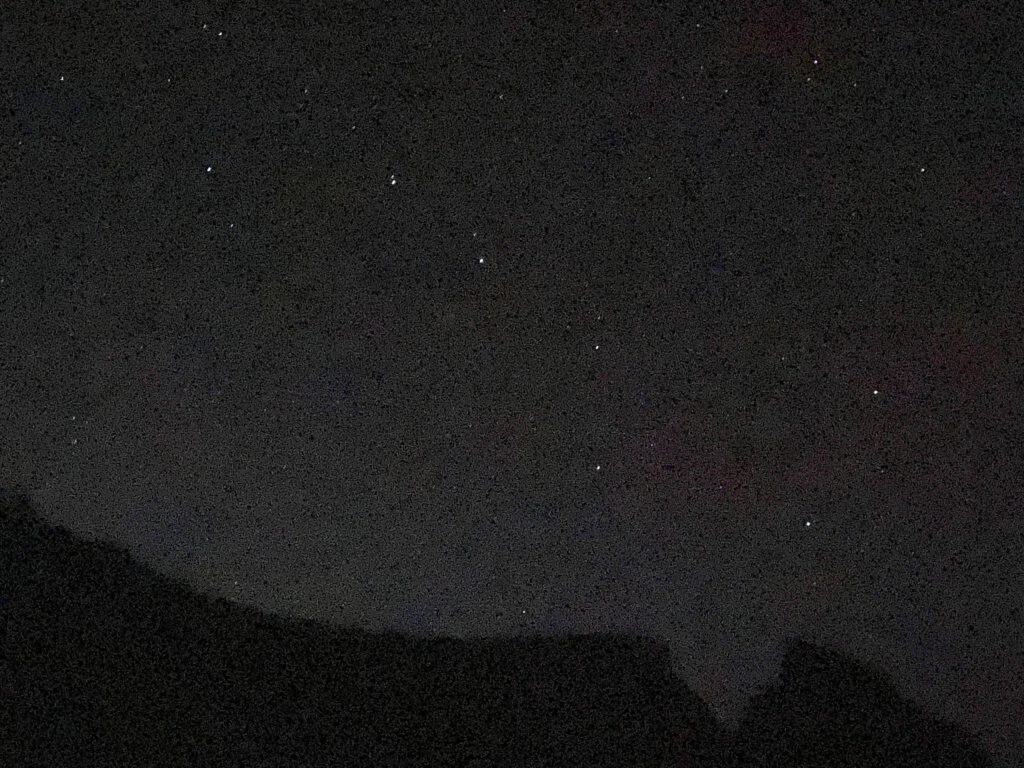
[3,0,1022,763]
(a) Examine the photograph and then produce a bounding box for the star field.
[3,1,1022,764]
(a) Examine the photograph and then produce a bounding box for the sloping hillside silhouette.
[0,490,997,767]
[724,639,996,768]
[0,490,723,767]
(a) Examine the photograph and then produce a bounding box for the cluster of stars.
[57,28,905,520]
[168,47,931,296]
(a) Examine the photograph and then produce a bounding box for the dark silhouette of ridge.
[0,490,723,766]
[0,490,998,767]
[725,639,996,768]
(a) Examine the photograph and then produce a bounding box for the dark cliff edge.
[0,490,996,767]
[725,638,996,768]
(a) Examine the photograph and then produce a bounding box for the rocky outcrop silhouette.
[724,638,995,768]
[1,490,998,766]
[0,491,723,766]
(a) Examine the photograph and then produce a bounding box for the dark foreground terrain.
[0,491,994,767]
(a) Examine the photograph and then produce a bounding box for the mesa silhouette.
[0,491,993,767]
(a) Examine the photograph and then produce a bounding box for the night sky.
[3,0,1022,763]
